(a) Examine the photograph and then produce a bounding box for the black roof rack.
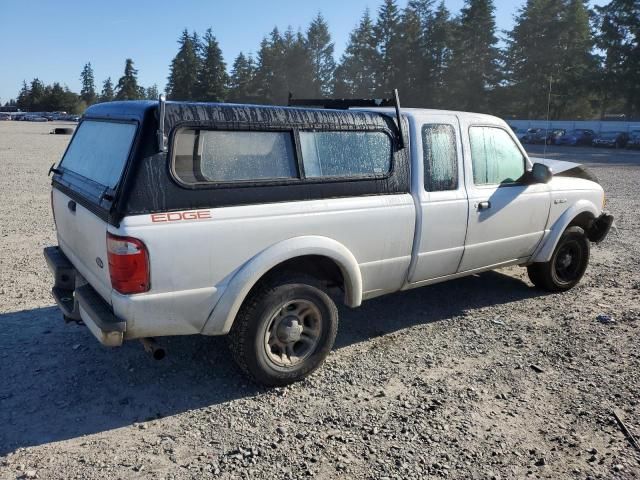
[288,89,405,149]
[288,96,394,109]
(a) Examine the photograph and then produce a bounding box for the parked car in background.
[0,113,11,121]
[25,115,48,122]
[510,126,528,142]
[556,129,596,146]
[626,130,640,149]
[592,131,630,149]
[521,128,546,144]
[545,129,566,145]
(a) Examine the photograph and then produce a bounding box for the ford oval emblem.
[96,257,104,269]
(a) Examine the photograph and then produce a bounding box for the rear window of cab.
[171,128,393,185]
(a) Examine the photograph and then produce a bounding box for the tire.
[527,226,590,292]
[51,127,74,135]
[227,274,338,387]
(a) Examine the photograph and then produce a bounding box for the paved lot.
[0,122,639,479]
[526,144,640,166]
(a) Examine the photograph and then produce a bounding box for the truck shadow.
[334,270,544,348]
[0,270,545,455]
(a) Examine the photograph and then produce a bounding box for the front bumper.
[587,213,614,243]
[43,246,125,346]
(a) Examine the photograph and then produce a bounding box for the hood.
[529,157,579,174]
[530,157,599,184]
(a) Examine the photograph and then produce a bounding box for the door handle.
[477,201,491,210]
[67,200,76,212]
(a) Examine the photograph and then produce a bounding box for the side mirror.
[531,162,552,184]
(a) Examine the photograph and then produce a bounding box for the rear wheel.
[527,226,590,292]
[228,274,338,387]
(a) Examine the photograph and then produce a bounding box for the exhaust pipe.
[140,338,166,360]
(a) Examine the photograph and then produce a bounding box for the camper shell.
[53,100,410,225]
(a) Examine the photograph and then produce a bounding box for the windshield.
[60,120,137,188]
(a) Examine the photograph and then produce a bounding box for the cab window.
[469,126,525,185]
[422,124,458,191]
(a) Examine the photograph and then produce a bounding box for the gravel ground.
[1,121,639,479]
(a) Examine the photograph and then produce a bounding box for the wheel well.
[568,212,595,231]
[253,255,346,301]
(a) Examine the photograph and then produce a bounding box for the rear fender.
[200,236,362,335]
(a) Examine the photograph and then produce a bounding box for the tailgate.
[53,188,112,301]
[50,118,139,302]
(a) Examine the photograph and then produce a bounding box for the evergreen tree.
[16,81,30,110]
[62,86,83,113]
[80,62,97,105]
[397,1,430,105]
[447,0,500,112]
[227,52,257,103]
[424,1,454,107]
[29,78,46,110]
[504,0,565,118]
[196,28,228,102]
[334,9,381,97]
[166,29,201,100]
[43,83,68,111]
[504,0,595,119]
[554,0,596,118]
[594,0,640,118]
[115,58,143,100]
[284,27,316,99]
[375,0,403,96]
[253,28,289,104]
[306,13,336,96]
[145,84,160,100]
[100,77,114,102]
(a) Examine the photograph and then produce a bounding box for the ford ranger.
[44,93,613,386]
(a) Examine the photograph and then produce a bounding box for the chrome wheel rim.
[264,299,322,368]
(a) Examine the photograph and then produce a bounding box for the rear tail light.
[106,232,150,294]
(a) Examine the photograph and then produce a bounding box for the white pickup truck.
[44,94,613,386]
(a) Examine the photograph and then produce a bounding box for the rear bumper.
[44,246,125,347]
[587,213,614,243]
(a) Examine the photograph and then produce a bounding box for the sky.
[0,0,606,102]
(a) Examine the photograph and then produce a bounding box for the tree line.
[7,0,640,119]
[12,59,158,113]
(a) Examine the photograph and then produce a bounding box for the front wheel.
[527,226,590,292]
[228,274,338,387]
